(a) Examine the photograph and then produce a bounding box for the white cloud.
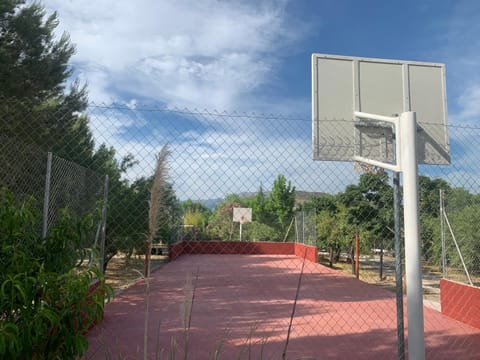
[455,85,480,122]
[169,134,357,200]
[42,0,296,110]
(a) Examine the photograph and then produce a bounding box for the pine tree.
[0,0,92,163]
[268,175,296,231]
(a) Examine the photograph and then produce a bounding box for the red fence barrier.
[440,279,480,330]
[169,241,318,263]
[294,243,318,263]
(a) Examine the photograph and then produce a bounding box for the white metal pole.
[399,111,425,360]
[393,172,405,360]
[239,222,243,241]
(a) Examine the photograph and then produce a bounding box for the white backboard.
[312,54,450,165]
[233,207,252,223]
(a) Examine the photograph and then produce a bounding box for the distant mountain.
[198,191,326,210]
[295,191,326,205]
[199,198,223,210]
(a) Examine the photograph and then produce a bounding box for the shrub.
[0,189,112,359]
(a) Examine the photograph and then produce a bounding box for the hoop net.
[353,161,384,175]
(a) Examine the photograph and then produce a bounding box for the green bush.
[244,221,280,241]
[0,189,112,359]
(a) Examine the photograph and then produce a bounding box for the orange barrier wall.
[294,242,318,263]
[440,279,480,330]
[169,241,317,263]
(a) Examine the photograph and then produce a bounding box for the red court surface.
[85,255,480,359]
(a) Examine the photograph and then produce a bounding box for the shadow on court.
[85,255,480,360]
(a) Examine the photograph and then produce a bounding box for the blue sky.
[42,0,480,119]
[40,0,480,198]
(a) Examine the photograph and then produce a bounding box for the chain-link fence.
[440,188,480,286]
[3,98,480,359]
[0,132,107,271]
[295,210,317,246]
[0,134,47,212]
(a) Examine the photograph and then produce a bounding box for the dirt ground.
[319,254,442,306]
[104,253,168,293]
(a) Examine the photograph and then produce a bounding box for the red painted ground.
[85,255,480,359]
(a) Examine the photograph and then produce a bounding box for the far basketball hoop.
[233,207,252,242]
[232,208,252,223]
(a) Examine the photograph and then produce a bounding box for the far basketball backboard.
[312,54,450,165]
[233,207,252,223]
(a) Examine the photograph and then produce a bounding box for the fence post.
[355,232,360,279]
[100,175,109,274]
[302,211,305,244]
[440,189,446,277]
[42,152,53,239]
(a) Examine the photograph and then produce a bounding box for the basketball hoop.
[312,53,450,360]
[232,208,252,242]
[353,161,383,175]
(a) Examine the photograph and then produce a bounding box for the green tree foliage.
[0,189,112,359]
[419,176,450,217]
[0,0,92,161]
[339,171,393,250]
[302,193,338,214]
[207,175,296,242]
[300,172,395,264]
[316,205,353,266]
[89,146,181,266]
[105,175,180,264]
[181,200,211,226]
[208,200,243,240]
[250,184,270,223]
[181,200,211,240]
[446,204,480,274]
[184,211,203,228]
[243,185,280,239]
[157,183,182,244]
[267,175,296,232]
[181,199,211,215]
[208,197,279,242]
[418,176,449,261]
[0,1,76,100]
[0,1,97,217]
[88,145,140,267]
[444,187,475,212]
[418,177,480,272]
[0,1,183,270]
[243,221,279,241]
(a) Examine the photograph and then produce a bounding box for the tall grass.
[144,145,170,360]
[146,145,171,278]
[181,268,199,360]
